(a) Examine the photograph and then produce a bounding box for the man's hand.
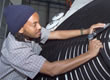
[88,39,103,57]
[88,23,105,34]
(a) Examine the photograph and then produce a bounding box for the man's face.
[19,12,41,38]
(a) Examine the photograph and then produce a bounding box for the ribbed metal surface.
[34,0,110,80]
[35,27,110,80]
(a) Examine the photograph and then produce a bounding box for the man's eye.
[33,24,36,27]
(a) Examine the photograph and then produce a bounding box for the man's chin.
[35,35,41,38]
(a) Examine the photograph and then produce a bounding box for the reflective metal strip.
[92,59,106,80]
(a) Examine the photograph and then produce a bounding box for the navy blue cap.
[4,5,36,34]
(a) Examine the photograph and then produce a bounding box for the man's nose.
[37,23,41,30]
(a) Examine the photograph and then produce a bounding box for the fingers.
[89,23,105,34]
[90,39,103,48]
[95,41,103,48]
[88,39,103,57]
[92,23,105,28]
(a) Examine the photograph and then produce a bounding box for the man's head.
[19,12,41,38]
[4,5,41,38]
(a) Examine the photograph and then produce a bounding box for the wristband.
[80,28,83,35]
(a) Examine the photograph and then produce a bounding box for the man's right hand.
[88,39,103,57]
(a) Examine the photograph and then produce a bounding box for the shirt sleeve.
[40,27,50,44]
[2,44,46,79]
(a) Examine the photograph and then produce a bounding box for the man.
[0,5,104,80]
